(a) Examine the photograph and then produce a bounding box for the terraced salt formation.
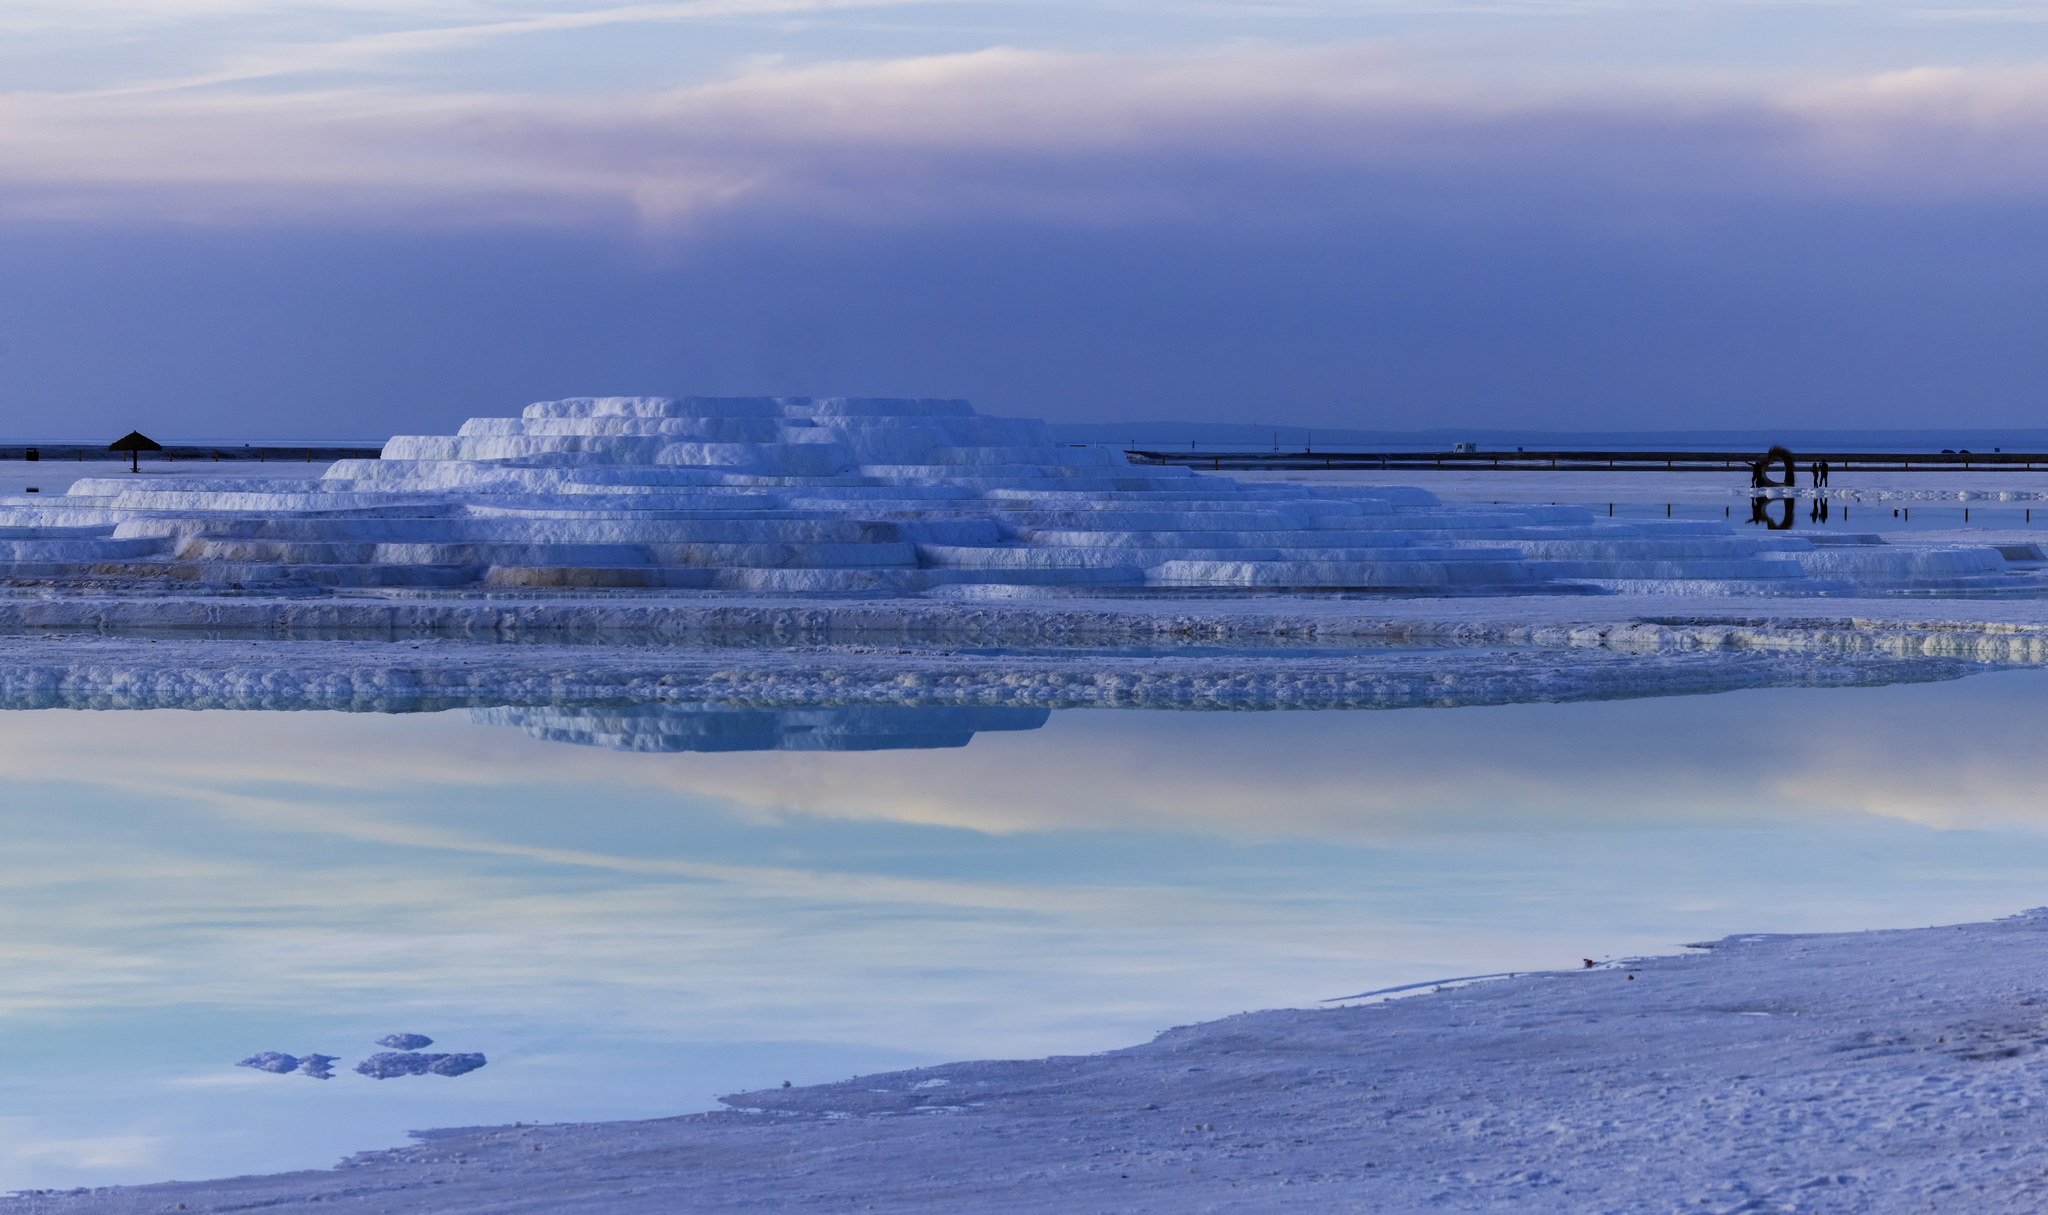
[0,397,2022,595]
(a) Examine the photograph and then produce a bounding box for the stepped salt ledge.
[0,396,2021,595]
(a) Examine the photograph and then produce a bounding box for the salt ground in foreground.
[20,912,2048,1213]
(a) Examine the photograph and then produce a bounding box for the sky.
[6,1,2048,439]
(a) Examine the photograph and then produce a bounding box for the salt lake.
[8,668,2048,1191]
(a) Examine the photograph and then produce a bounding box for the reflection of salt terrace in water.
[469,704,1052,753]
[0,396,2020,594]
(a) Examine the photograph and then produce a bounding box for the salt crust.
[0,635,1988,718]
[6,404,2047,1208]
[0,396,2025,594]
[32,913,2048,1212]
[2,593,2048,716]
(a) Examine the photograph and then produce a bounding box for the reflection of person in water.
[1750,496,1796,529]
[1809,497,1829,523]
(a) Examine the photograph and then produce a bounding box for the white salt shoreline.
[21,910,2048,1213]
[1,590,2046,715]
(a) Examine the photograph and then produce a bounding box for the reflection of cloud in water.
[9,684,2048,838]
[467,703,1051,753]
[10,678,2048,1190]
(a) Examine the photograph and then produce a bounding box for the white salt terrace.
[0,397,2023,595]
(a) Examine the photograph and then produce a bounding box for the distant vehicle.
[1451,442,1479,454]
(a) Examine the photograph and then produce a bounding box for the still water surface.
[7,672,2048,1190]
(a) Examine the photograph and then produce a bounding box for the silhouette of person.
[1818,460,1830,487]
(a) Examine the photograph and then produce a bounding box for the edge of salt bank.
[0,590,2044,713]
[21,909,2048,1213]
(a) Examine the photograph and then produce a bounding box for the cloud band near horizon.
[8,8,2048,435]
[9,46,2048,231]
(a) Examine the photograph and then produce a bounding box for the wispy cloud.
[68,0,982,96]
[8,40,2048,231]
[0,0,924,34]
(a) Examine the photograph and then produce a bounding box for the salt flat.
[0,398,2028,596]
[22,912,2048,1213]
[0,460,332,500]
[1234,465,2048,505]
[6,403,2048,1208]
[8,589,2048,713]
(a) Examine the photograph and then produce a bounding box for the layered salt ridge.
[0,397,2020,594]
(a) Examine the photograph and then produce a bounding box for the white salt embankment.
[5,592,2048,713]
[0,396,2027,596]
[25,911,2048,1213]
[0,632,1990,715]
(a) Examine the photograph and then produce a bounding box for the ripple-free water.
[9,673,2048,1191]
[1535,499,2048,532]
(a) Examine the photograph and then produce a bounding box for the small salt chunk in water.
[236,1052,299,1074]
[355,1051,488,1079]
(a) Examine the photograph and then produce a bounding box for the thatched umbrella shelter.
[109,430,162,473]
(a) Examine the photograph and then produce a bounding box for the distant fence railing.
[1127,449,2048,472]
[0,445,383,463]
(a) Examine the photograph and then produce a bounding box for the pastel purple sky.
[6,1,2048,439]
